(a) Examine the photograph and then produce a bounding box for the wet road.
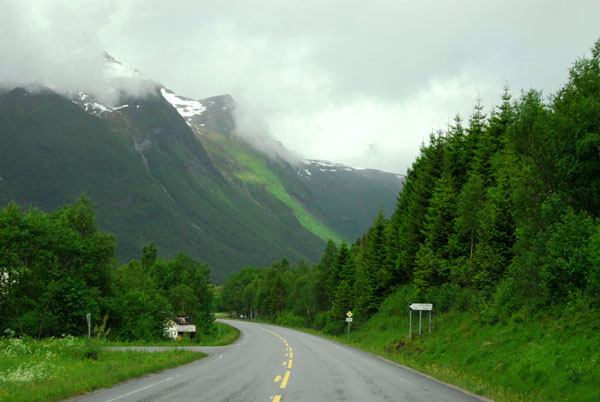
[72,319,489,402]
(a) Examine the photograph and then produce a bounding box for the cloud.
[232,99,303,166]
[269,69,498,174]
[0,0,155,105]
[3,0,600,174]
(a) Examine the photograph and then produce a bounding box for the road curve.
[72,319,489,402]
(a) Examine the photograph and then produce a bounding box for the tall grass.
[0,334,205,402]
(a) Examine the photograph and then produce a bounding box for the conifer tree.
[331,241,355,317]
[356,210,387,317]
[472,86,514,184]
[320,239,339,310]
[414,173,456,291]
[396,133,446,280]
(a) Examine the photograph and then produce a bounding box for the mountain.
[0,58,402,281]
[297,160,403,240]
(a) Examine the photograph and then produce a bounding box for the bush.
[424,282,462,313]
[274,312,307,328]
[377,285,418,317]
[312,311,329,330]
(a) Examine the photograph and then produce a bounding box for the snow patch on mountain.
[298,159,404,183]
[160,88,206,120]
[70,91,133,115]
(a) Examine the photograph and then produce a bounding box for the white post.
[409,309,412,342]
[347,321,350,342]
[419,310,422,336]
[86,313,91,345]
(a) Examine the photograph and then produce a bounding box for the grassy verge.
[356,310,600,402]
[257,294,600,401]
[0,336,205,402]
[103,321,240,347]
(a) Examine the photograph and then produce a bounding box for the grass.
[0,335,205,402]
[0,322,240,401]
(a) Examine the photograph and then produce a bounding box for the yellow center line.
[280,370,291,389]
[257,326,293,400]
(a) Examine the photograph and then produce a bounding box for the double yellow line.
[259,327,293,402]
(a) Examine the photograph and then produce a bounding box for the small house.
[164,315,196,339]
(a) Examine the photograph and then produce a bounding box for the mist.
[0,1,155,106]
[232,101,303,167]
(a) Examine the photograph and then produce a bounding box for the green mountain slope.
[297,161,403,240]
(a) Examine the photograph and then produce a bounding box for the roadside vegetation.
[221,39,600,401]
[0,196,214,341]
[0,334,205,402]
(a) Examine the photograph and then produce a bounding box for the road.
[73,319,489,402]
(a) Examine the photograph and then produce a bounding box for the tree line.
[221,39,600,331]
[0,195,214,340]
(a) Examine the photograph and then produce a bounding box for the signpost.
[408,304,432,342]
[346,311,353,341]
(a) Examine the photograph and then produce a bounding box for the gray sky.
[2,0,600,174]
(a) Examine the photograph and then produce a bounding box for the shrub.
[274,312,306,328]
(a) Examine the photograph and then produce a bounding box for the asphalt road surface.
[73,319,489,402]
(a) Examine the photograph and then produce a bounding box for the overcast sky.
[2,0,600,174]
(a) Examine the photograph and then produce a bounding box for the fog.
[0,1,155,105]
[232,100,303,166]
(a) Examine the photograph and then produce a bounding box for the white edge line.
[104,376,175,402]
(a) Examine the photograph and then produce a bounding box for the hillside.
[297,160,403,240]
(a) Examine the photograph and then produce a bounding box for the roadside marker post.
[86,313,91,345]
[408,303,432,342]
[346,311,353,341]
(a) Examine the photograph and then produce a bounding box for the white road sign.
[409,303,433,311]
